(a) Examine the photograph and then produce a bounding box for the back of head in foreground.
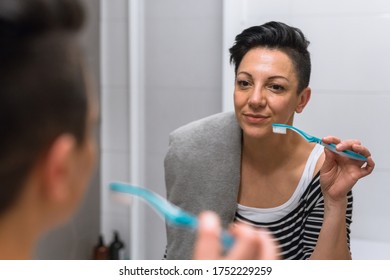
[0,0,97,259]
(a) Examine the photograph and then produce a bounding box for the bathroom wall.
[34,0,101,259]
[143,0,224,259]
[100,0,132,259]
[222,0,390,259]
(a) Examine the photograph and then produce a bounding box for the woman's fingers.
[193,211,222,260]
[256,228,279,260]
[323,137,374,163]
[193,212,279,260]
[225,223,262,260]
[227,223,278,260]
[321,136,375,183]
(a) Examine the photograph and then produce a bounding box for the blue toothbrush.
[272,123,367,161]
[109,182,235,251]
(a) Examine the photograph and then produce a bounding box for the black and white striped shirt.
[235,146,353,260]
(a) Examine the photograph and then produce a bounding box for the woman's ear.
[41,134,76,203]
[295,87,311,113]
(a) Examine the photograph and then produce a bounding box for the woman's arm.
[309,193,352,259]
[310,137,375,259]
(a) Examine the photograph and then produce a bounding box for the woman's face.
[234,47,309,140]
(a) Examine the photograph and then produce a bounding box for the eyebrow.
[267,75,290,82]
[237,71,290,82]
[236,71,252,78]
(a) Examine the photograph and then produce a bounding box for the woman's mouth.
[243,113,269,124]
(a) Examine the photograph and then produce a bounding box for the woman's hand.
[192,211,278,260]
[320,136,375,204]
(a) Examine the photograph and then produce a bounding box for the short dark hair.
[229,21,311,93]
[0,0,86,214]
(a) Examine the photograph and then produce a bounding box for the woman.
[164,21,375,259]
[0,0,276,260]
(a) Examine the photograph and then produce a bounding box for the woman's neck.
[242,131,308,171]
[0,209,39,259]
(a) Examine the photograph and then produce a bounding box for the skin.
[234,47,375,259]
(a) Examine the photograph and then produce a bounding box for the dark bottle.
[109,231,125,260]
[93,235,109,260]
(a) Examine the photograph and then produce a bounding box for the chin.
[242,126,268,140]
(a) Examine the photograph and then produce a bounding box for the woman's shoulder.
[166,112,242,160]
[170,111,240,140]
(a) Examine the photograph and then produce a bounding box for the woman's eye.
[237,80,251,88]
[268,84,285,92]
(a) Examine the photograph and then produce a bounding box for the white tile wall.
[297,17,390,92]
[100,20,129,87]
[295,93,390,169]
[351,238,390,260]
[101,0,128,20]
[101,88,129,152]
[145,0,223,19]
[142,0,224,259]
[144,18,222,89]
[100,0,131,259]
[351,170,390,242]
[291,0,390,15]
[223,0,390,259]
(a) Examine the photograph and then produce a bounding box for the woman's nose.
[248,88,266,110]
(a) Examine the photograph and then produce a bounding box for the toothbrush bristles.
[272,126,287,134]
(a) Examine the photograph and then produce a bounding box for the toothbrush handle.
[321,142,367,161]
[221,230,235,250]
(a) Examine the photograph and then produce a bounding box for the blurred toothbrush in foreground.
[109,182,235,251]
